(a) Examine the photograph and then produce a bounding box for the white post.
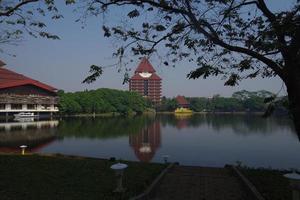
[20,145,27,155]
[284,171,300,200]
[110,163,128,193]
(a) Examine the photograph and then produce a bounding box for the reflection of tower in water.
[129,121,161,162]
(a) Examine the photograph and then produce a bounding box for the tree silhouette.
[79,0,300,133]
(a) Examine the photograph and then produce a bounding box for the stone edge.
[229,165,266,200]
[130,162,176,200]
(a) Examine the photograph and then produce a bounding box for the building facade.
[0,60,59,115]
[129,58,162,104]
[176,95,190,108]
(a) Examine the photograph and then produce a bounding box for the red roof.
[135,57,156,73]
[130,73,161,80]
[176,95,189,105]
[0,67,57,92]
[0,60,5,67]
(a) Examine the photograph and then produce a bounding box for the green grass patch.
[0,154,165,200]
[241,167,292,200]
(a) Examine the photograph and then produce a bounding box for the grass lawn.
[241,167,292,200]
[0,154,165,200]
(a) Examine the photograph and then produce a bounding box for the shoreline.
[156,111,265,115]
[0,111,284,120]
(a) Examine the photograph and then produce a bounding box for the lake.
[0,114,299,169]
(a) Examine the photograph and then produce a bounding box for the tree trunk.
[285,65,300,137]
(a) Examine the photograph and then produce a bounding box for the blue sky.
[0,0,295,97]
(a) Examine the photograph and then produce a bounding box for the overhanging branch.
[0,0,38,17]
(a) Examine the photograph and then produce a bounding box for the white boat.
[14,112,36,118]
[14,117,35,122]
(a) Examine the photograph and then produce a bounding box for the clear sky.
[0,0,295,97]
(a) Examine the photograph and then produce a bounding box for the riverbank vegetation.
[58,89,288,115]
[158,90,288,114]
[0,154,165,200]
[58,88,149,115]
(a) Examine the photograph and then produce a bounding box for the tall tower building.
[129,58,162,104]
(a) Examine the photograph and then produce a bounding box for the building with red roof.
[176,95,190,108]
[0,60,59,115]
[129,58,162,104]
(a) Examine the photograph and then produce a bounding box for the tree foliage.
[78,0,299,84]
[159,90,276,112]
[77,0,300,133]
[58,88,148,115]
[0,0,75,53]
[157,96,178,111]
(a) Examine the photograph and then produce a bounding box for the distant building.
[0,60,59,115]
[129,58,162,104]
[176,95,190,108]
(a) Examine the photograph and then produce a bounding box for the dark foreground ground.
[152,165,250,200]
[0,154,293,200]
[0,154,164,200]
[151,165,292,200]
[241,167,292,200]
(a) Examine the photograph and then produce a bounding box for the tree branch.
[256,0,287,52]
[184,7,285,79]
[0,0,38,17]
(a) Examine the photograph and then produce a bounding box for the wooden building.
[0,60,59,115]
[176,95,190,108]
[129,58,162,104]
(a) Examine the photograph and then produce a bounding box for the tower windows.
[144,80,148,96]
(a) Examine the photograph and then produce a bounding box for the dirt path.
[151,165,251,200]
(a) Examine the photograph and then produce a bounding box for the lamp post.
[110,162,128,193]
[284,170,300,200]
[20,145,27,155]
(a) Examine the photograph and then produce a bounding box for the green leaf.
[127,9,140,18]
[82,65,103,84]
[187,64,221,79]
[102,26,111,37]
[155,25,166,31]
[224,74,240,86]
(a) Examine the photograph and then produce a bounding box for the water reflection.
[57,116,152,139]
[0,120,59,153]
[129,121,161,162]
[0,114,298,168]
[159,114,296,136]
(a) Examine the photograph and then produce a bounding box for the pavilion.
[0,60,59,116]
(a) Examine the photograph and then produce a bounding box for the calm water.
[0,114,299,169]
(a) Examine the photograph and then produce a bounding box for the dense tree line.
[58,88,148,115]
[58,89,286,114]
[159,90,280,113]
